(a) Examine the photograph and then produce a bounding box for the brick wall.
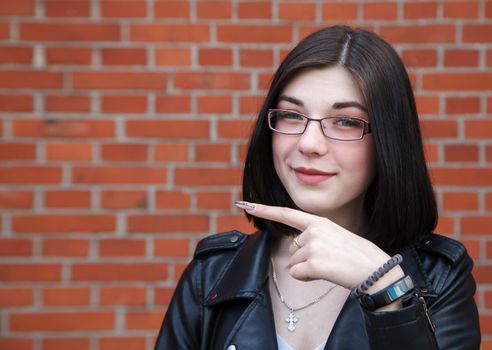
[0,0,491,349]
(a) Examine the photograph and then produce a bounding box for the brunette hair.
[242,25,437,253]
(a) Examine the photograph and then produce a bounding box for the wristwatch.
[359,275,415,311]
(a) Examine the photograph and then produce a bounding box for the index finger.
[234,201,319,231]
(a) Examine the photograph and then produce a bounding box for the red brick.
[130,24,209,42]
[430,168,492,186]
[155,95,191,113]
[404,2,437,19]
[363,2,397,20]
[73,167,166,184]
[462,217,492,235]
[488,50,492,67]
[442,192,478,211]
[322,3,358,20]
[444,144,479,162]
[0,339,33,350]
[10,312,114,331]
[0,22,10,39]
[42,338,89,350]
[423,73,492,91]
[101,95,147,113]
[240,95,265,114]
[0,191,33,209]
[154,143,189,161]
[154,1,190,18]
[435,216,454,235]
[13,119,115,138]
[463,25,492,43]
[197,95,232,113]
[20,23,119,41]
[154,239,189,257]
[101,143,148,161]
[240,49,273,68]
[73,72,166,90]
[462,239,479,260]
[126,120,209,138]
[380,25,455,44]
[43,287,90,306]
[101,190,148,209]
[155,48,191,66]
[72,263,166,281]
[155,191,191,209]
[444,49,479,67]
[102,48,147,66]
[0,94,32,112]
[128,215,209,233]
[154,287,174,305]
[197,1,231,19]
[99,337,146,350]
[0,167,61,184]
[46,47,92,65]
[423,143,439,163]
[125,310,163,330]
[474,265,492,283]
[99,239,146,257]
[175,167,242,186]
[443,1,479,18]
[217,25,292,43]
[481,315,492,333]
[238,1,271,19]
[0,239,32,257]
[488,145,492,163]
[197,192,231,210]
[0,0,34,15]
[174,263,188,281]
[0,143,36,161]
[258,72,275,90]
[0,264,61,282]
[217,120,258,139]
[0,288,32,306]
[45,0,90,17]
[445,96,480,114]
[0,46,32,64]
[195,143,231,162]
[0,71,62,89]
[101,0,146,18]
[46,142,93,161]
[465,120,492,138]
[217,215,256,233]
[415,96,439,115]
[174,72,250,90]
[43,239,89,257]
[199,48,232,66]
[488,1,492,18]
[13,215,115,233]
[100,287,147,306]
[279,2,316,20]
[402,49,437,67]
[45,190,91,209]
[45,95,90,112]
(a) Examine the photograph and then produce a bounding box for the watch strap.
[360,275,415,311]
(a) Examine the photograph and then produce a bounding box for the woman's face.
[272,66,376,226]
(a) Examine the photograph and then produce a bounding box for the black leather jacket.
[155,230,480,349]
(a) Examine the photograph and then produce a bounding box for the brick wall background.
[0,0,491,349]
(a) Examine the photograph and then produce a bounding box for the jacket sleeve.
[154,259,202,350]
[361,246,481,349]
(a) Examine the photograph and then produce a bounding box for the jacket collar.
[204,231,271,305]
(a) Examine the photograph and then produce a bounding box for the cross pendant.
[285,312,298,332]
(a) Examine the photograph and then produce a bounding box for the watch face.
[359,275,415,311]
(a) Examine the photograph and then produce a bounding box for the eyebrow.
[278,94,367,113]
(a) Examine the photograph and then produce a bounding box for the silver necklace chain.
[270,258,337,332]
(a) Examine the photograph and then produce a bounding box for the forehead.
[279,66,365,109]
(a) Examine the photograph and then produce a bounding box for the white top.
[276,334,327,350]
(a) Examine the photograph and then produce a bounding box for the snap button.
[210,292,218,300]
[229,235,239,243]
[227,345,236,350]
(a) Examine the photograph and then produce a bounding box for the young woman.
[155,25,481,349]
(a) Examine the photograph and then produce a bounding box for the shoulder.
[413,233,469,265]
[194,230,250,258]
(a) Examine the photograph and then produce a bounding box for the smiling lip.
[293,167,335,185]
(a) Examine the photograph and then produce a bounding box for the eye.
[279,111,304,120]
[332,117,364,128]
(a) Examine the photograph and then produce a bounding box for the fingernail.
[234,200,256,211]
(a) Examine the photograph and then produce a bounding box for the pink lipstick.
[293,167,334,185]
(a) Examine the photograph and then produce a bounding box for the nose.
[297,120,329,156]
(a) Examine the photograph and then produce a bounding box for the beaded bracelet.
[350,254,403,299]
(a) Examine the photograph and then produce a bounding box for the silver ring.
[293,237,301,248]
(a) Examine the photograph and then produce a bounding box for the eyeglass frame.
[267,108,372,141]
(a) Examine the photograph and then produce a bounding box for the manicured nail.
[234,200,256,211]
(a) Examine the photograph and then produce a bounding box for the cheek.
[271,134,290,169]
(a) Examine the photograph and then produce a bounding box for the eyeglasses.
[267,109,371,141]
